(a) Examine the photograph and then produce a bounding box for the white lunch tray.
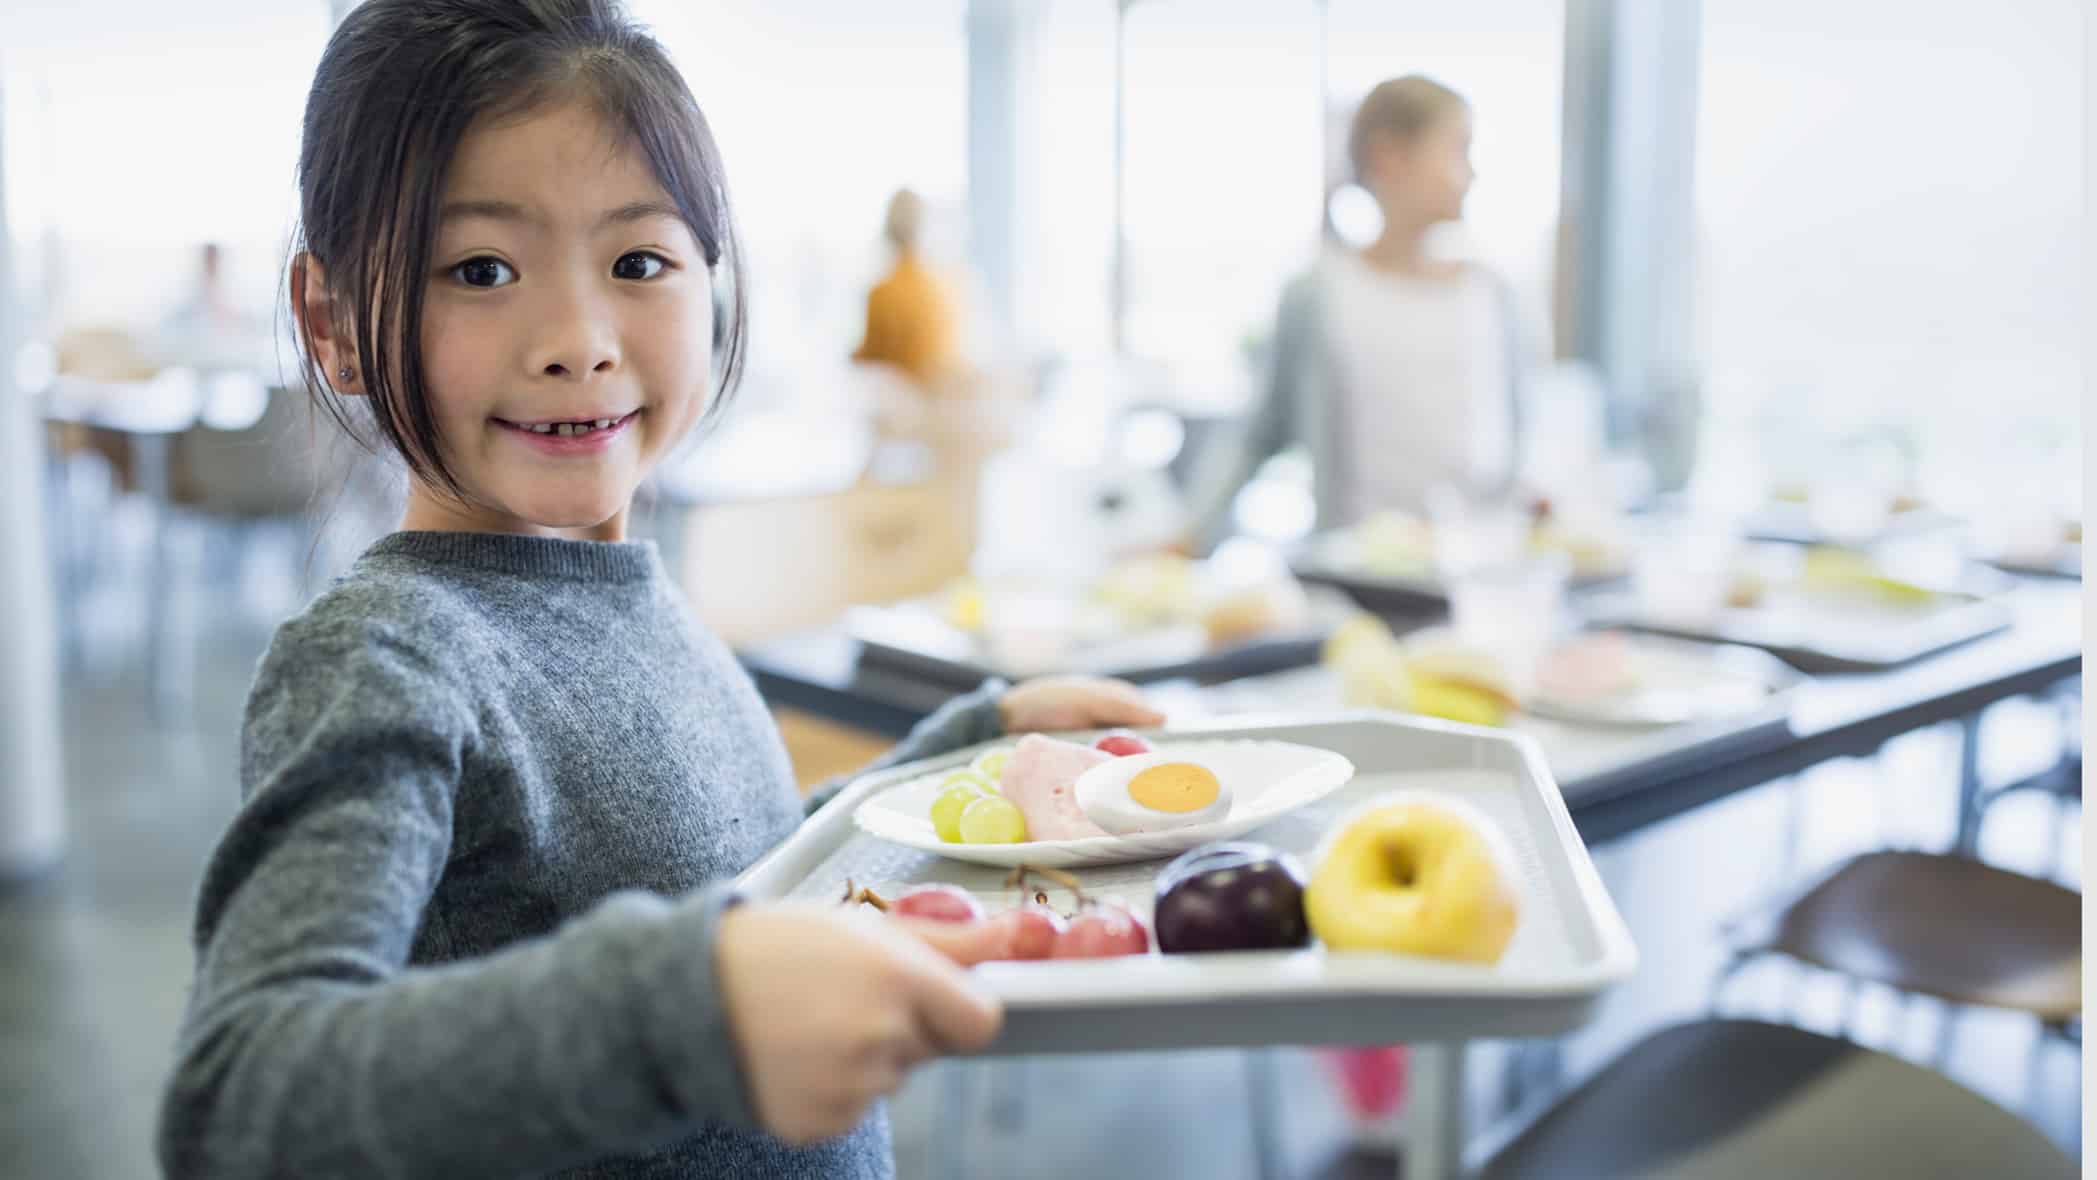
[734,711,1637,1055]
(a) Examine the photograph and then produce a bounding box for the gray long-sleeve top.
[157,530,1005,1179]
[1186,259,1530,551]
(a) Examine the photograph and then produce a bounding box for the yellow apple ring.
[1305,797,1521,964]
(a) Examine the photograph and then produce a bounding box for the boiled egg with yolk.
[1076,752,1234,835]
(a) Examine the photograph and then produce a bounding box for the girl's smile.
[493,408,643,455]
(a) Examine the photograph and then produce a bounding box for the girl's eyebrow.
[441,199,536,225]
[438,199,682,229]
[598,199,683,228]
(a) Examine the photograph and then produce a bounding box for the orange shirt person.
[854,189,961,389]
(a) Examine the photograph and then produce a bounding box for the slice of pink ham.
[998,734,1114,841]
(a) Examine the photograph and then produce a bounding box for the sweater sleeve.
[1486,268,1532,494]
[158,617,757,1180]
[802,678,1009,817]
[1188,271,1319,551]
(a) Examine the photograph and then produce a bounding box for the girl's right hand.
[715,903,1007,1144]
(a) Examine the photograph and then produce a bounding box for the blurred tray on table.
[1974,520,2082,580]
[1735,499,1964,548]
[1985,544,2082,580]
[848,563,1356,688]
[1290,513,1631,615]
[1154,634,1801,809]
[1583,564,2015,674]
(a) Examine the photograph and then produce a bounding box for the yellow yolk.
[1127,763,1222,814]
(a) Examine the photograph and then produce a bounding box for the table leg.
[1499,1040,1562,1118]
[935,1061,969,1180]
[1952,712,1984,856]
[134,435,187,721]
[2048,687,2079,881]
[1401,1042,1467,1180]
[44,444,80,666]
[1246,1047,1288,1180]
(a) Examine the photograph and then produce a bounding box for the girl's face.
[1367,109,1475,226]
[401,99,713,540]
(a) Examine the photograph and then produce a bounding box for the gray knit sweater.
[157,531,1006,1179]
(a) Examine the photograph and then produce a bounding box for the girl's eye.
[613,252,667,281]
[452,257,516,288]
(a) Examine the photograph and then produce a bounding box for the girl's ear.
[290,252,364,396]
[1362,135,1404,192]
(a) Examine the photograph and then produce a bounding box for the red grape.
[995,905,1066,960]
[890,885,983,923]
[1094,732,1152,757]
[1052,904,1153,958]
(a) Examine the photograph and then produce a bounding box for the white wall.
[1695,0,2082,504]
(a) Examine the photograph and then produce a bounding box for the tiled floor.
[2,498,2081,1179]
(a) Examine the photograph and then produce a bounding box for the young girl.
[1190,75,1531,547]
[155,2,1161,1177]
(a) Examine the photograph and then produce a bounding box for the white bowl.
[851,738,1357,868]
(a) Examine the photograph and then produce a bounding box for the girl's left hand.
[998,676,1166,735]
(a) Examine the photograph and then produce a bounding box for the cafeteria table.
[742,579,2082,849]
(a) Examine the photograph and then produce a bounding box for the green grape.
[940,769,994,795]
[959,795,1028,844]
[970,747,1010,785]
[931,784,986,843]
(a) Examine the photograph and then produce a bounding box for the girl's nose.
[530,290,620,378]
[540,354,617,379]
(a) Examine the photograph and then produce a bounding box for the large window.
[4,3,329,335]
[1694,0,2082,508]
[1030,0,1120,363]
[1119,0,1323,396]
[1029,0,1566,411]
[635,0,970,412]
[1324,0,1566,333]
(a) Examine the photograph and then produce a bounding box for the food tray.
[1143,660,1798,809]
[1984,544,2081,581]
[1582,587,2013,674]
[847,590,1355,689]
[735,713,1637,1055]
[1738,502,1964,548]
[1290,550,1627,616]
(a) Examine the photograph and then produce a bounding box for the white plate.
[1526,634,1798,727]
[851,738,1357,868]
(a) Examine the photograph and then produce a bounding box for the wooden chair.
[1731,850,2079,1034]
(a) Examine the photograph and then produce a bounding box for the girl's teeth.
[519,417,621,437]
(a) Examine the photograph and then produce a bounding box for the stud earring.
[338,366,354,384]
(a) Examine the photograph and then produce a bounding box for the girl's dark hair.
[293,0,745,493]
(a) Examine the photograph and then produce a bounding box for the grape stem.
[1005,863,1090,912]
[841,878,893,912]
